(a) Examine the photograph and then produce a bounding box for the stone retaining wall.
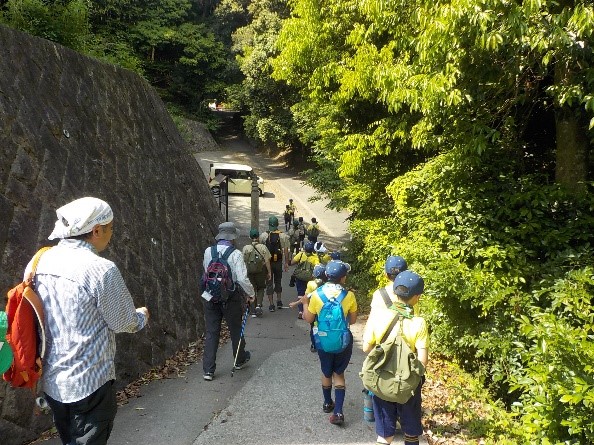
[0,25,221,444]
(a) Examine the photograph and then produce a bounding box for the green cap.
[249,228,259,239]
[0,311,13,374]
[268,216,279,229]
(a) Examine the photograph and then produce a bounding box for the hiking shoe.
[322,401,335,413]
[234,351,251,370]
[268,304,275,312]
[329,413,344,425]
[297,312,303,319]
[203,373,214,381]
[255,306,263,317]
[277,300,283,309]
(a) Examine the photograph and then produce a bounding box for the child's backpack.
[288,228,299,245]
[306,224,320,238]
[3,247,51,389]
[245,244,265,274]
[266,231,282,262]
[293,253,315,281]
[202,246,235,303]
[297,222,305,236]
[313,287,350,353]
[359,314,425,404]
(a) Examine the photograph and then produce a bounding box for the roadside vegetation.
[3,1,594,443]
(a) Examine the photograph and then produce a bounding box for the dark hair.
[394,285,415,302]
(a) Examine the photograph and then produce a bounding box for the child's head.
[304,241,315,253]
[312,217,317,223]
[325,260,351,284]
[329,251,341,260]
[313,264,326,280]
[393,271,424,304]
[385,255,407,281]
[249,228,259,240]
[314,242,327,253]
[286,204,290,209]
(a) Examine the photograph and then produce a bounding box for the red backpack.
[3,247,50,389]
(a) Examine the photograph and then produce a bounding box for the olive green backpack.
[359,313,425,404]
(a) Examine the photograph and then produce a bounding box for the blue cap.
[385,255,407,276]
[313,264,326,279]
[304,240,315,253]
[393,271,424,298]
[325,260,351,280]
[329,251,341,260]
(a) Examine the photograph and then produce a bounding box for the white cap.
[48,197,113,240]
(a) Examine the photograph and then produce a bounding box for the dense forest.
[2,0,593,443]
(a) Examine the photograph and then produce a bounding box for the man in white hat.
[29,197,149,445]
[202,222,255,381]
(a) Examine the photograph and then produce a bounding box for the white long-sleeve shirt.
[202,243,255,297]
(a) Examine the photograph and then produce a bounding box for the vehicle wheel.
[258,188,264,197]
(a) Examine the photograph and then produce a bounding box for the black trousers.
[202,293,247,374]
[45,379,117,445]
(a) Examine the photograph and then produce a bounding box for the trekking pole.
[231,306,250,377]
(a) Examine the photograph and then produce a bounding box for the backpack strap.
[379,313,401,344]
[210,245,219,261]
[24,247,51,361]
[316,286,328,304]
[221,246,235,261]
[379,287,392,308]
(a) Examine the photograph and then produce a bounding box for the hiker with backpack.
[361,271,428,445]
[242,229,272,317]
[306,217,320,243]
[288,198,297,223]
[20,197,149,445]
[202,222,255,381]
[259,216,290,311]
[297,216,306,248]
[283,205,292,231]
[298,260,358,426]
[290,240,320,319]
[287,221,300,260]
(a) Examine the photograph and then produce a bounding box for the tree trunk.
[554,62,589,195]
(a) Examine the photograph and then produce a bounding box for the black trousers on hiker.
[202,291,248,374]
[45,379,117,445]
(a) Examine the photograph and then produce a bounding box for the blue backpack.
[313,287,350,353]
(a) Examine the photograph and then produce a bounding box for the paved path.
[38,137,427,445]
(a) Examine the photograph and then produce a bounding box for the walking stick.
[231,306,250,377]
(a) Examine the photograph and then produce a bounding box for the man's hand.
[138,307,150,321]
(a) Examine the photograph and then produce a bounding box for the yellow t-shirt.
[293,251,320,267]
[305,279,322,296]
[362,308,429,354]
[308,283,357,320]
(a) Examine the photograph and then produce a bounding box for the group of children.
[292,253,428,445]
[243,202,429,444]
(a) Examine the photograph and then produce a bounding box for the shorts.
[317,331,353,378]
[372,378,424,437]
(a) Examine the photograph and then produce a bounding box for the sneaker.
[268,304,275,312]
[251,313,257,318]
[322,401,335,413]
[203,373,214,381]
[234,351,251,370]
[329,413,344,425]
[297,312,303,319]
[255,306,263,317]
[277,300,283,309]
[310,344,316,353]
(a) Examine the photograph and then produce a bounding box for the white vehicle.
[208,162,264,196]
